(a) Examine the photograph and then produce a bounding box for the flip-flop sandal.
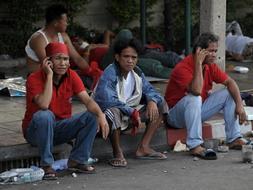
[108,158,127,167]
[136,152,167,160]
[192,148,217,160]
[68,164,96,174]
[43,173,58,180]
[228,138,252,150]
[42,167,58,180]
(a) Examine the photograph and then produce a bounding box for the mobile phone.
[47,57,53,69]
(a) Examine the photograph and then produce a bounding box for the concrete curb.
[0,127,168,171]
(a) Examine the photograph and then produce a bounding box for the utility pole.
[200,0,226,70]
[140,0,146,45]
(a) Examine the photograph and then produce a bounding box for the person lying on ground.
[226,32,253,62]
[165,32,248,160]
[22,42,109,179]
[225,20,253,62]
[100,29,182,79]
[92,37,168,167]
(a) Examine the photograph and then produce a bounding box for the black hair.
[192,33,219,53]
[45,4,68,24]
[113,38,142,55]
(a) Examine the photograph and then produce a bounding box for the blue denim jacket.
[93,63,163,116]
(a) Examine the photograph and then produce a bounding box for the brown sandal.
[108,158,127,167]
[68,164,95,174]
[42,166,58,180]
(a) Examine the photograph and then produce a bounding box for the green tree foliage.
[0,0,42,58]
[107,0,158,28]
[169,0,200,53]
[0,0,91,58]
[227,0,253,37]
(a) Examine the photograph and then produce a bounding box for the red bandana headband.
[45,42,69,57]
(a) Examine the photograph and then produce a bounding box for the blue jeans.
[26,110,97,166]
[167,89,242,149]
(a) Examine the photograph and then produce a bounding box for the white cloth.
[123,72,135,102]
[116,70,142,106]
[25,29,64,62]
[226,33,253,54]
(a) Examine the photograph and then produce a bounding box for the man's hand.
[194,47,209,66]
[42,57,53,76]
[146,101,159,122]
[235,104,247,125]
[97,113,109,140]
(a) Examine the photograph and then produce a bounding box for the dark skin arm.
[223,77,246,124]
[145,101,159,122]
[77,91,109,140]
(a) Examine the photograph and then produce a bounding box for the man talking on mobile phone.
[22,42,109,179]
[165,33,249,160]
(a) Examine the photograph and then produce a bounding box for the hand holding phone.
[42,57,53,75]
[194,47,209,65]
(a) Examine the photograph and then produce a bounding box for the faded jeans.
[167,89,242,149]
[26,110,97,166]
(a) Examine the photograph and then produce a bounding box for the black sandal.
[192,149,217,160]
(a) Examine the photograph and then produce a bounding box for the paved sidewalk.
[3,150,253,190]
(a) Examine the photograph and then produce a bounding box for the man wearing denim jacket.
[93,38,168,167]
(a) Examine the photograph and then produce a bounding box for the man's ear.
[115,54,119,62]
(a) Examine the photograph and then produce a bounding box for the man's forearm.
[35,75,53,109]
[227,79,243,106]
[86,99,104,117]
[189,64,203,95]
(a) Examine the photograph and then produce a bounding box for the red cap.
[45,42,69,57]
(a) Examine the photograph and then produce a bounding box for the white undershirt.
[123,71,135,102]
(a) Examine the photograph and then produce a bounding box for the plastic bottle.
[17,173,32,183]
[52,159,68,171]
[0,171,18,184]
[0,167,44,184]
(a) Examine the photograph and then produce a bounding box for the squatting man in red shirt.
[165,33,249,160]
[22,42,109,179]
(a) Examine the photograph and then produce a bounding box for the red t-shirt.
[165,54,228,108]
[22,69,85,136]
[89,47,108,67]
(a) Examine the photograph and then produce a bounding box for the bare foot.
[190,145,205,155]
[136,146,167,159]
